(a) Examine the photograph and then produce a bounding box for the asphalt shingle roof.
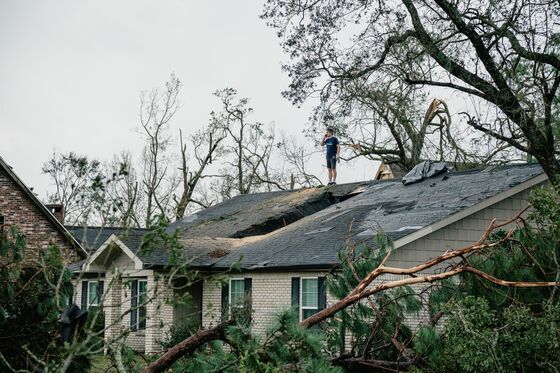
[69,163,545,271]
[205,163,545,269]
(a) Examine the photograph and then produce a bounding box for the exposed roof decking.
[69,163,546,271]
[168,181,370,239]
[208,163,545,270]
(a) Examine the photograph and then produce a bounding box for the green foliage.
[325,235,420,361]
[419,186,560,371]
[425,297,560,372]
[0,226,91,372]
[42,151,131,226]
[164,310,341,372]
[160,317,200,350]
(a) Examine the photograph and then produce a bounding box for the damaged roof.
[168,181,369,239]
[66,226,148,253]
[71,163,546,272]
[186,163,545,270]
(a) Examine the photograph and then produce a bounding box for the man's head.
[326,128,334,136]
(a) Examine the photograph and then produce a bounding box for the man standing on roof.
[321,127,340,185]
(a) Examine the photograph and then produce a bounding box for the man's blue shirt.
[324,136,339,157]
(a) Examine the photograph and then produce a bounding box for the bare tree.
[277,132,323,187]
[211,88,283,197]
[103,152,141,227]
[173,124,227,220]
[138,74,181,225]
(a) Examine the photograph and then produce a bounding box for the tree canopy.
[262,0,560,182]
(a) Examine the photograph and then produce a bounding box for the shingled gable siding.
[389,188,533,268]
[0,167,76,263]
[202,272,336,336]
[372,187,536,331]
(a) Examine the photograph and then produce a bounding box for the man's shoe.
[327,182,333,185]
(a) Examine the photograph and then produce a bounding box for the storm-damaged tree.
[138,74,182,226]
[103,151,143,227]
[262,0,560,183]
[316,78,520,172]
[43,76,233,226]
[277,131,324,187]
[143,185,560,372]
[210,88,288,197]
[173,123,227,220]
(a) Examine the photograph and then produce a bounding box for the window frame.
[87,280,99,307]
[300,277,319,321]
[131,279,148,331]
[229,278,246,312]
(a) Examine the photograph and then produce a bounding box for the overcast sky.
[0,0,376,198]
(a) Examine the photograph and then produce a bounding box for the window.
[222,278,252,321]
[301,278,319,319]
[81,280,104,310]
[130,279,148,331]
[291,276,326,322]
[88,281,99,307]
[229,278,245,310]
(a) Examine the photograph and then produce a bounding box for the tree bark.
[142,320,234,373]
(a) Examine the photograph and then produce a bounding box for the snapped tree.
[262,0,560,182]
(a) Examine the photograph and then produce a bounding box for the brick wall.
[202,271,335,336]
[0,167,77,263]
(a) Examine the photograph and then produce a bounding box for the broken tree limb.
[301,210,559,328]
[142,320,235,373]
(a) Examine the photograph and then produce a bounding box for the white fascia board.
[119,269,154,277]
[393,173,548,249]
[84,234,144,271]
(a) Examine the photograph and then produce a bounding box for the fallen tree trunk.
[301,213,560,328]
[142,320,234,373]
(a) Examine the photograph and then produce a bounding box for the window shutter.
[244,278,252,321]
[318,277,326,311]
[98,281,104,306]
[221,282,229,320]
[130,280,138,331]
[81,281,88,310]
[291,277,300,309]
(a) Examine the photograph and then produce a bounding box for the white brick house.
[70,163,547,353]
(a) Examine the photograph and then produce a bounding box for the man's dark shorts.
[326,156,337,169]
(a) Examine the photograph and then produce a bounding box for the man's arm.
[321,136,327,146]
[336,143,341,155]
